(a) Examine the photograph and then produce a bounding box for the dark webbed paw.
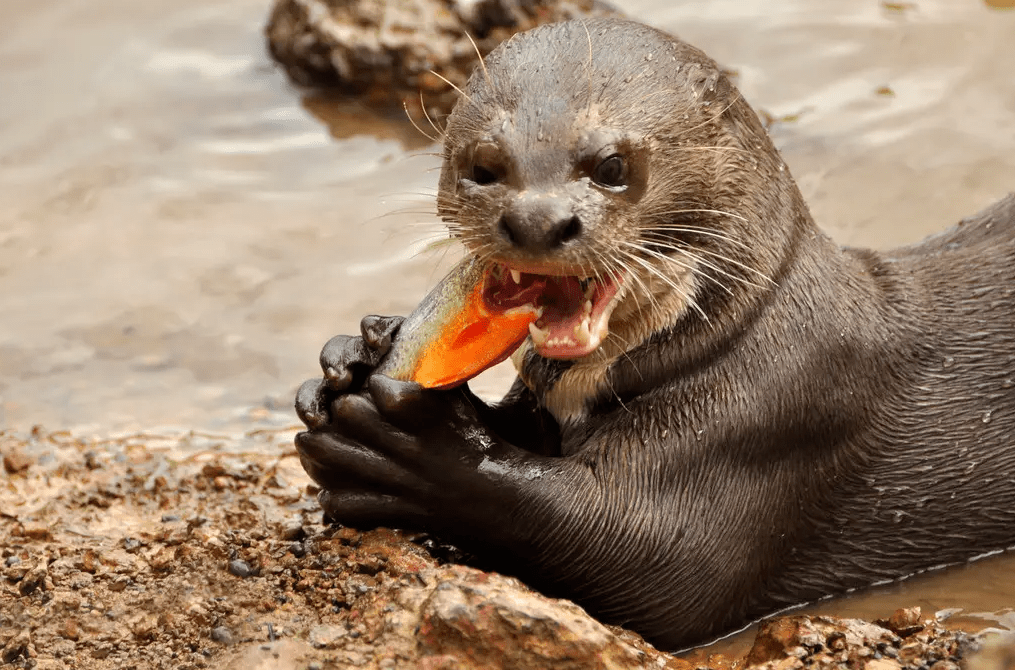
[296,373,537,537]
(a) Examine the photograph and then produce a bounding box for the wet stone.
[6,556,22,567]
[887,606,924,636]
[228,559,253,578]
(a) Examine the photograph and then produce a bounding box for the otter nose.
[498,196,583,252]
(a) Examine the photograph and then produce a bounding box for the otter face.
[435,18,787,415]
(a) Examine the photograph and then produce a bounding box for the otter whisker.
[622,241,737,297]
[636,238,769,291]
[643,226,752,252]
[463,31,492,90]
[598,246,659,319]
[582,20,594,120]
[685,245,776,286]
[403,100,440,144]
[648,208,748,223]
[617,248,708,323]
[428,70,476,108]
[667,145,754,157]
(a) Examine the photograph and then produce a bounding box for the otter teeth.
[572,317,592,346]
[528,322,549,347]
[510,269,522,284]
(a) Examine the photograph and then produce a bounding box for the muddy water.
[1,0,1013,647]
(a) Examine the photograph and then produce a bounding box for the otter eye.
[593,154,627,188]
[466,142,505,186]
[471,164,499,185]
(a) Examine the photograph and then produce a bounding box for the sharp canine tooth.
[573,318,591,346]
[528,322,549,347]
[510,269,521,284]
[584,300,593,315]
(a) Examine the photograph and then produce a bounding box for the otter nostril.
[498,212,520,246]
[557,216,582,245]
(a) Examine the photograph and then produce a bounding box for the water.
[1,0,1013,647]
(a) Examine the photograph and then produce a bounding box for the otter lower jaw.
[483,262,625,360]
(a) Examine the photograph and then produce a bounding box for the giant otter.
[294,17,1015,650]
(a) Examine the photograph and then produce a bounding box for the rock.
[108,575,130,592]
[308,624,346,649]
[80,549,100,573]
[866,659,903,670]
[211,626,235,645]
[416,566,648,669]
[18,521,52,540]
[91,642,114,659]
[884,606,924,636]
[3,450,32,474]
[18,564,49,596]
[280,522,306,541]
[264,0,623,117]
[1,630,31,663]
[228,559,253,578]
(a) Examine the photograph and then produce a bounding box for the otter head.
[436,18,804,419]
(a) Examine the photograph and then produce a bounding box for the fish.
[376,257,543,389]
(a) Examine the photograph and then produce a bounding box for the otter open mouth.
[483,264,624,359]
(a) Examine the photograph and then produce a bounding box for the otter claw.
[361,315,404,351]
[295,378,329,430]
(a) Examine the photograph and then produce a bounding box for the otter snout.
[498,193,583,252]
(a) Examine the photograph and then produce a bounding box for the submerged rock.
[265,0,622,118]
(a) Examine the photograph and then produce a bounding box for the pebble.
[210,626,234,645]
[108,575,130,592]
[308,624,347,649]
[281,522,306,541]
[5,556,21,567]
[3,450,33,474]
[228,559,253,578]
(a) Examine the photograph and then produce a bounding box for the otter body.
[295,18,1015,649]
